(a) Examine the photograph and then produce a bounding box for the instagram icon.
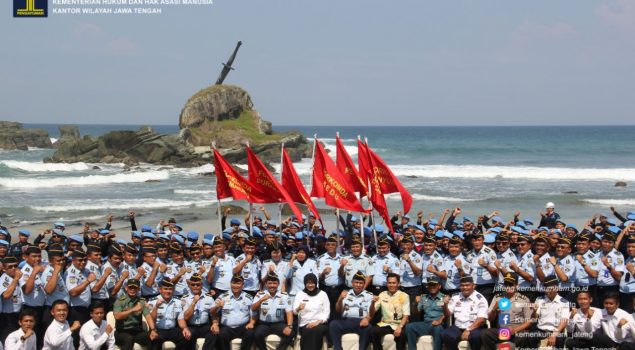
[498,328,511,341]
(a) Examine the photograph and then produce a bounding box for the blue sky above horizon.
[2,0,635,126]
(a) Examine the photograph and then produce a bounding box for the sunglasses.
[76,258,87,262]
[190,283,202,287]
[5,265,17,269]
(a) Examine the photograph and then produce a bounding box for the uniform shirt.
[186,260,210,292]
[418,292,445,322]
[574,250,600,286]
[211,255,235,291]
[488,293,532,327]
[65,264,92,307]
[217,291,253,328]
[535,294,570,331]
[370,253,400,287]
[41,265,70,306]
[42,320,73,350]
[253,290,292,323]
[293,290,330,327]
[164,262,189,296]
[181,293,215,326]
[140,262,162,296]
[342,254,372,288]
[316,253,343,287]
[420,251,444,284]
[102,261,123,298]
[516,250,536,290]
[341,289,374,319]
[447,291,488,329]
[147,296,184,330]
[598,248,625,286]
[288,258,318,296]
[79,319,115,350]
[375,290,410,329]
[112,293,150,330]
[566,307,602,336]
[465,246,497,285]
[86,260,109,300]
[399,251,423,288]
[600,308,634,344]
[19,263,45,307]
[234,254,262,291]
[495,249,518,286]
[120,261,137,286]
[554,255,576,290]
[260,258,290,292]
[0,273,23,313]
[443,254,469,291]
[4,328,36,350]
[535,253,555,291]
[619,256,635,293]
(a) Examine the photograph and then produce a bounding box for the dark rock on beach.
[0,121,53,150]
[46,85,309,167]
[615,181,627,187]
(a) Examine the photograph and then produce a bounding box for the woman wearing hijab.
[288,245,318,297]
[293,273,330,350]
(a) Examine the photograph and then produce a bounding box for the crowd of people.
[0,202,635,350]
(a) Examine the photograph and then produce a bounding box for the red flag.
[213,148,264,202]
[358,140,393,233]
[246,147,304,221]
[366,144,413,215]
[336,136,367,197]
[311,139,367,213]
[281,148,321,220]
[357,139,372,190]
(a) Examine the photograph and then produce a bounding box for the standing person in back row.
[539,202,560,229]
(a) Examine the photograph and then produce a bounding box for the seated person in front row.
[441,276,488,350]
[404,276,445,350]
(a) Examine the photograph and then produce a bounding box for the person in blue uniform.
[181,273,217,350]
[251,272,295,350]
[147,278,192,350]
[0,256,23,342]
[65,248,96,348]
[404,276,445,350]
[213,274,255,350]
[328,271,376,350]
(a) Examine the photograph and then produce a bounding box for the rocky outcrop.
[46,85,310,166]
[45,127,204,167]
[0,121,53,150]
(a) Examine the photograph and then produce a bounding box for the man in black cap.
[113,278,156,350]
[65,247,96,348]
[465,232,498,303]
[317,234,344,319]
[0,256,23,341]
[597,232,625,296]
[404,276,445,350]
[329,271,376,350]
[251,272,295,350]
[233,237,262,297]
[441,276,488,350]
[573,232,601,307]
[41,243,69,332]
[182,273,217,350]
[147,278,192,350]
[480,272,533,350]
[529,275,569,349]
[619,234,635,313]
[508,234,536,301]
[369,236,400,295]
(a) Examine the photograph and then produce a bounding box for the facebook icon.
[498,313,510,326]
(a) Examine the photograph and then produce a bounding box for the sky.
[2,0,634,126]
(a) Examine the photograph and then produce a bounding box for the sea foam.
[30,198,211,212]
[0,160,91,172]
[0,170,170,189]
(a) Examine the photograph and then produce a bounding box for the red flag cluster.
[213,134,412,234]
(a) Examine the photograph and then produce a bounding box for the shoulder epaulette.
[244,293,254,300]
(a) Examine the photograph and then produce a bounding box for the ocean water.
[0,124,634,230]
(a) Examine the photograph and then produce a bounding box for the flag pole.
[307,134,317,232]
[279,143,284,231]
[246,141,253,237]
[335,132,341,251]
[212,141,223,236]
[365,136,379,253]
[356,134,365,254]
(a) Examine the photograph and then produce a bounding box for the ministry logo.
[14,0,48,17]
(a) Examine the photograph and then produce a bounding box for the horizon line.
[21,122,635,127]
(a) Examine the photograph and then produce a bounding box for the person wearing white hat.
[539,202,561,229]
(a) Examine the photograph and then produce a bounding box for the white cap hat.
[546,202,555,209]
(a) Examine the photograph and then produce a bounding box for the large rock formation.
[0,121,53,150]
[45,126,202,167]
[46,85,310,167]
